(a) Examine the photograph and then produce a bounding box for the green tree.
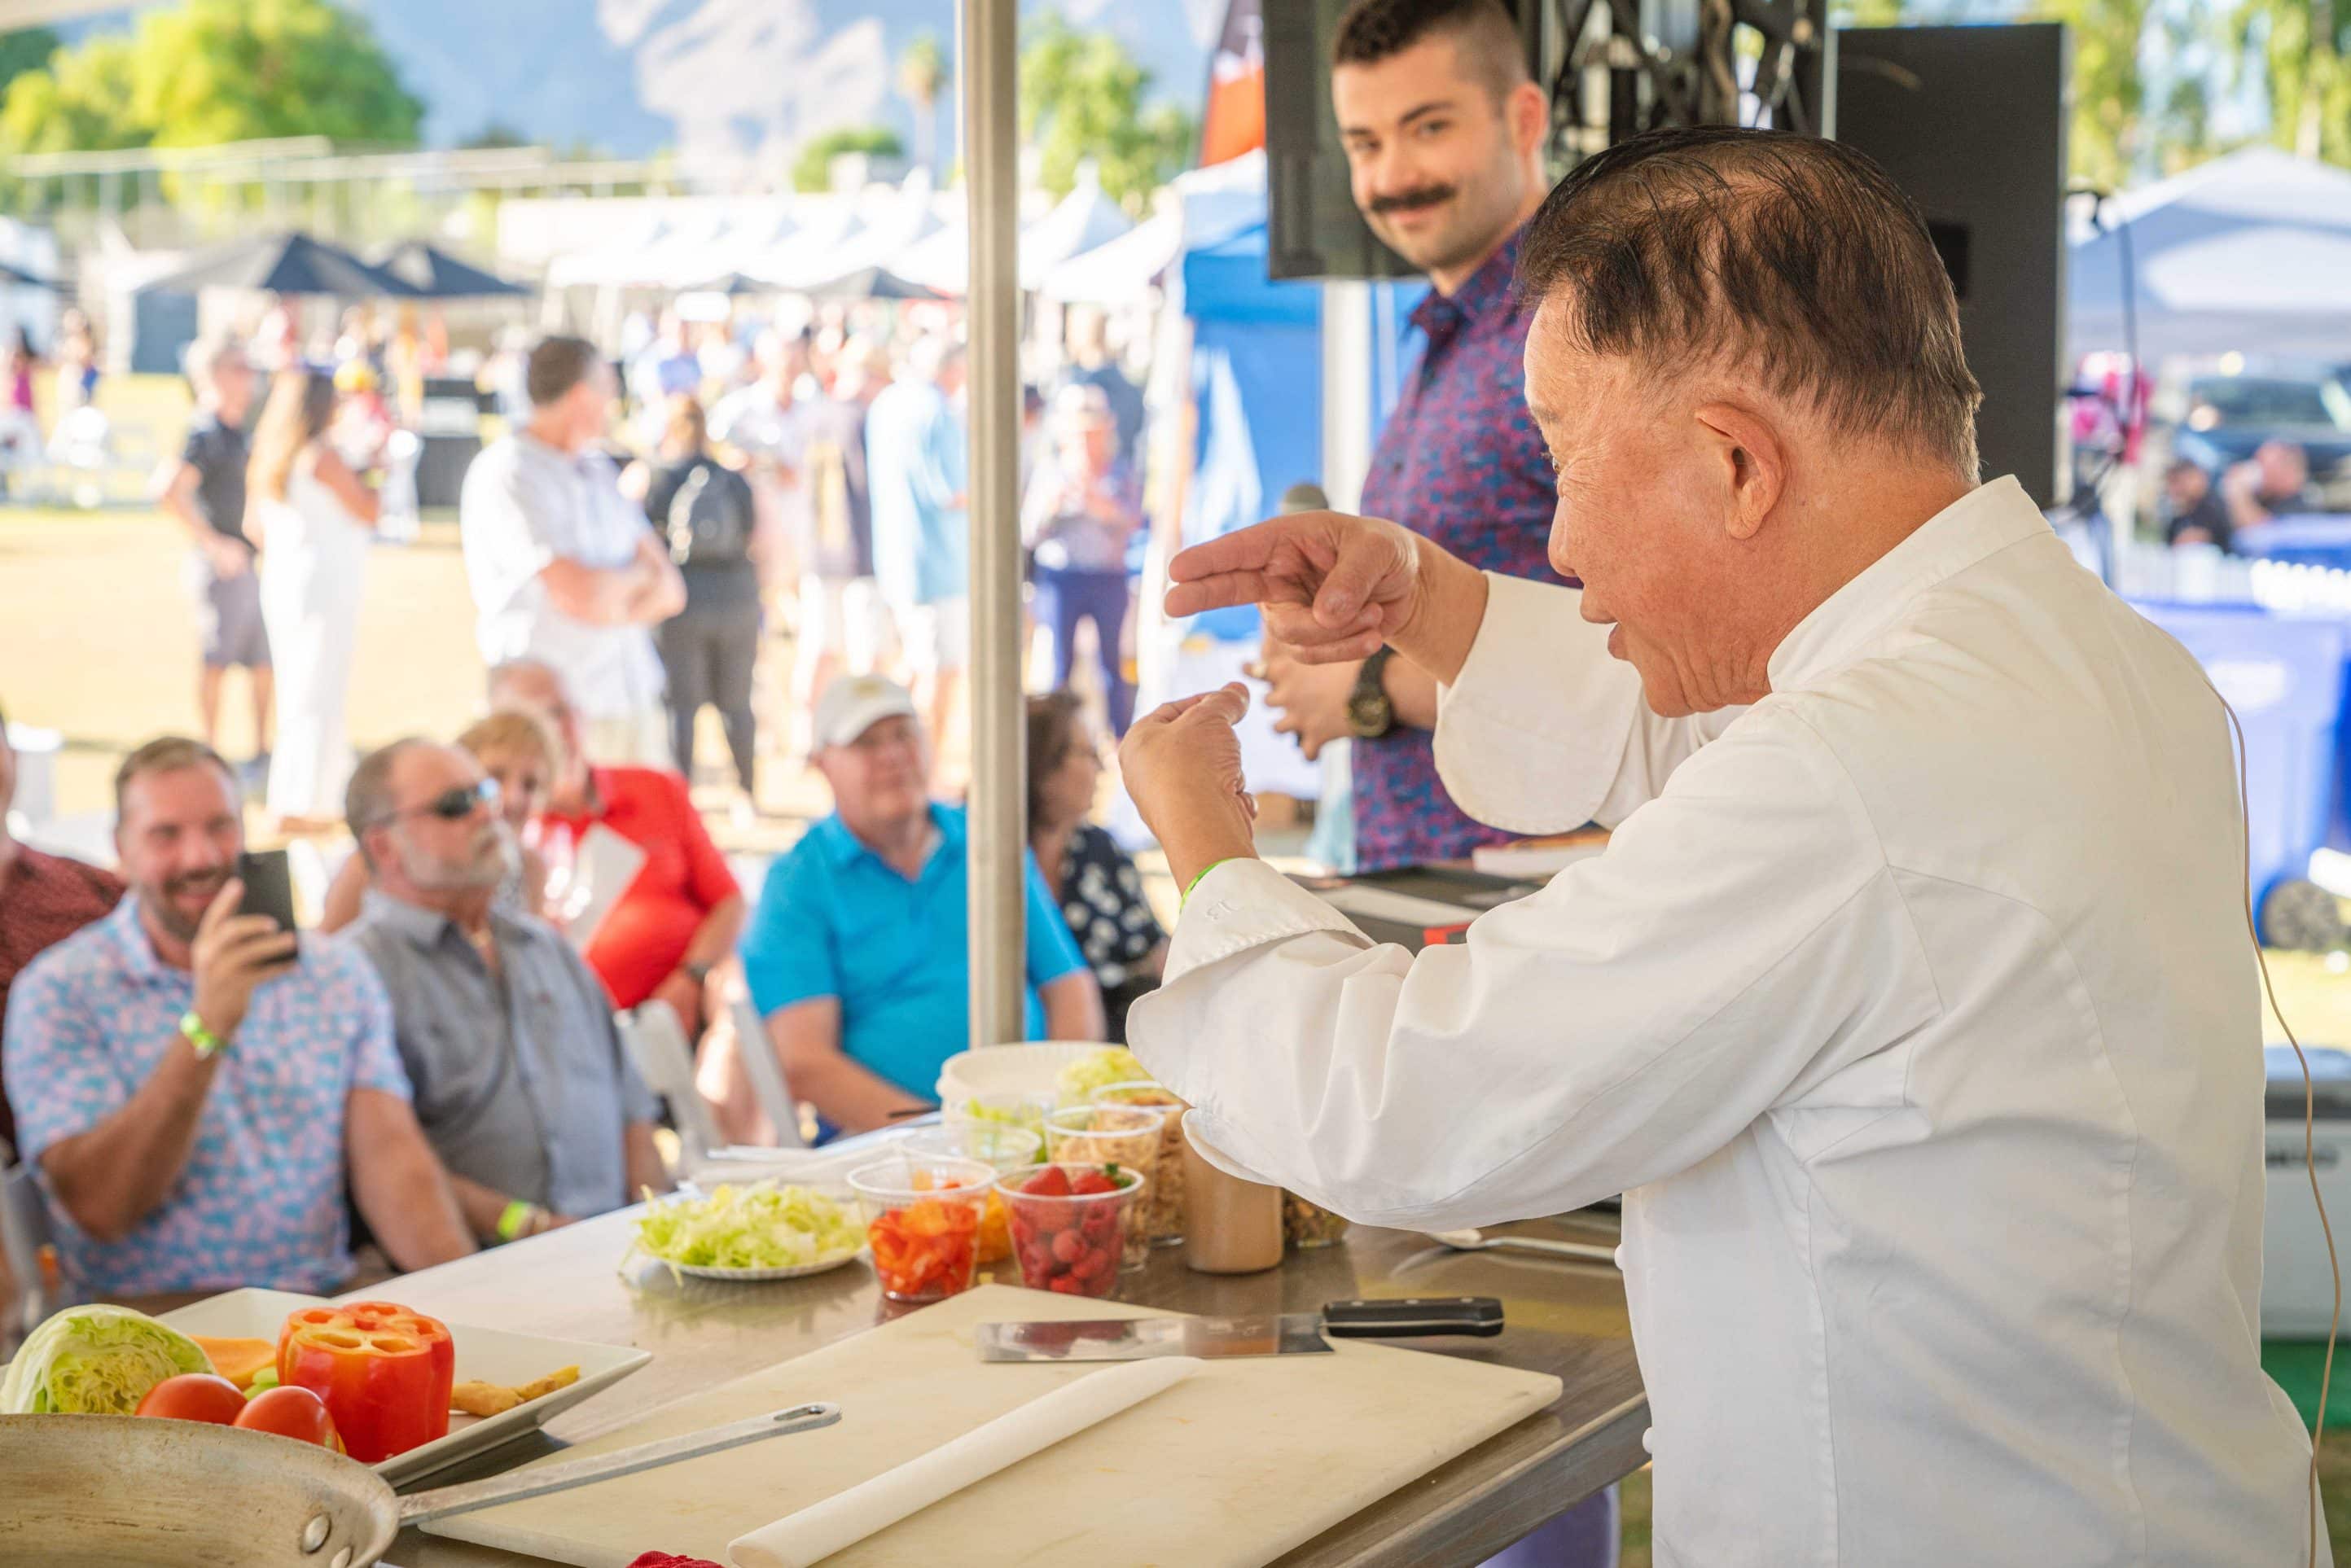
[0,26,59,95]
[792,125,906,193]
[1018,16,1196,211]
[898,31,946,177]
[460,120,529,151]
[0,0,421,156]
[2234,0,2350,164]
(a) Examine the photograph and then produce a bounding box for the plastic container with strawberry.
[995,1162,1147,1299]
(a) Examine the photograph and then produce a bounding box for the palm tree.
[898,32,946,177]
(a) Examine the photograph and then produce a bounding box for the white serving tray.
[159,1287,651,1487]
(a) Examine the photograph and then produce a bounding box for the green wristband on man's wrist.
[1182,860,1236,909]
[496,1200,541,1242]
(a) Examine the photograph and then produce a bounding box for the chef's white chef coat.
[1129,477,2322,1567]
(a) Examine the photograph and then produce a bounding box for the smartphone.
[235,848,300,933]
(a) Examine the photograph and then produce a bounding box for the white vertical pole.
[963,0,1029,1049]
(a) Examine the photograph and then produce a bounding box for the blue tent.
[1178,220,1325,641]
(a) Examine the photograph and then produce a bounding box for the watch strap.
[178,1010,229,1059]
[1350,647,1397,739]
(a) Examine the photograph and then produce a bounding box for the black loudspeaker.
[1265,0,1546,281]
[1832,24,2071,507]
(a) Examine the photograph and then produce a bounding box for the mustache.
[1368,185,1456,217]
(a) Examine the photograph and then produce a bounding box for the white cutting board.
[423,1283,1562,1568]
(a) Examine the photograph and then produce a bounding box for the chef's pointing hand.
[1166,511,1426,664]
[1166,510,1489,683]
[1121,682,1261,892]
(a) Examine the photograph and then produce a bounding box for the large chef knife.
[977,1296,1504,1362]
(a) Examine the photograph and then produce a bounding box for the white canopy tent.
[2070,147,2351,365]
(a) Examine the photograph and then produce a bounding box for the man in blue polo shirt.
[741,676,1103,1134]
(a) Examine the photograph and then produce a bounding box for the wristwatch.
[178,1010,230,1060]
[1347,648,1397,740]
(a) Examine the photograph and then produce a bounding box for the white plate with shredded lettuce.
[627,1180,870,1281]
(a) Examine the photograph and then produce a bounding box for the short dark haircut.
[1333,0,1529,100]
[525,335,602,409]
[114,736,235,820]
[1517,126,1982,479]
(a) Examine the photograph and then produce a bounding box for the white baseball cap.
[812,674,919,750]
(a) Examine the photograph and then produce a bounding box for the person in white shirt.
[1120,125,2323,1566]
[459,336,684,768]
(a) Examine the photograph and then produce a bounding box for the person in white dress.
[248,366,380,831]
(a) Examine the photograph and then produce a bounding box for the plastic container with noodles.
[1283,1191,1352,1250]
[1089,1081,1188,1245]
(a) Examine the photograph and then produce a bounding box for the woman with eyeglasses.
[318,711,559,933]
[248,364,379,833]
[1025,690,1165,1040]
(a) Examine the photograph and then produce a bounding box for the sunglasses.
[382,777,501,826]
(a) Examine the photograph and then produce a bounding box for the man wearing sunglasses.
[344,739,671,1244]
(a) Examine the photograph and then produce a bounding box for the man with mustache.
[1258,0,1567,874]
[344,740,670,1243]
[2,737,475,1301]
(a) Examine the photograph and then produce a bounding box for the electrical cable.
[2222,694,2339,1568]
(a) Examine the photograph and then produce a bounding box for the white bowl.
[935,1041,1120,1110]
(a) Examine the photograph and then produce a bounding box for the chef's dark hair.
[1516,126,1982,481]
[1333,0,1529,102]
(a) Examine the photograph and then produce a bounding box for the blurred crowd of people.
[0,292,1172,1311]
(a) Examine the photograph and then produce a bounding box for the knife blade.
[976,1296,1504,1363]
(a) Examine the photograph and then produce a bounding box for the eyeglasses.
[379,777,500,827]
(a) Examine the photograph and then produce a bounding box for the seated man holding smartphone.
[341,738,670,1242]
[0,736,476,1302]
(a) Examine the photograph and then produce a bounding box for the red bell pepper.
[275,1301,455,1463]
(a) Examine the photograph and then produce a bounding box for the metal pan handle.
[397,1402,842,1528]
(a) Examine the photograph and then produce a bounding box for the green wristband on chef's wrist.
[1182,860,1235,909]
[496,1200,541,1242]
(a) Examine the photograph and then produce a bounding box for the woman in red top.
[491,661,743,1036]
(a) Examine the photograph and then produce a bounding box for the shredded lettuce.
[1055,1047,1148,1108]
[0,1304,213,1415]
[625,1181,864,1278]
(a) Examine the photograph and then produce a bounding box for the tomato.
[235,1385,343,1452]
[134,1373,248,1426]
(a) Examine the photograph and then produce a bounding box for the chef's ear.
[1694,402,1784,542]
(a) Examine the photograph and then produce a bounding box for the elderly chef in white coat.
[1120,125,2324,1566]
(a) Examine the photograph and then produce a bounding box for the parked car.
[2146,358,2351,513]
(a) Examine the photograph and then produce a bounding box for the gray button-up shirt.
[346,890,658,1218]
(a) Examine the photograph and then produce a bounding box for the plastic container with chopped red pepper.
[995,1163,1147,1299]
[848,1154,995,1303]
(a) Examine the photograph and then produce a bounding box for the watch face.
[1348,690,1392,736]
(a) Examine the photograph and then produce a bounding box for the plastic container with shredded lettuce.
[1054,1047,1148,1109]
[0,1303,213,1414]
[624,1181,869,1282]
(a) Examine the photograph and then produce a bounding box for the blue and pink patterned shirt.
[2,897,411,1298]
[1353,227,1569,871]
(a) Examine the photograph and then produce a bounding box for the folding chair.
[616,1001,782,1179]
[1,1154,66,1351]
[731,995,809,1150]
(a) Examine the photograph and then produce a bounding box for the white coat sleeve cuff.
[1433,572,1647,833]
[1165,859,1369,983]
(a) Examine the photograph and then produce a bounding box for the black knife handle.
[1322,1296,1505,1338]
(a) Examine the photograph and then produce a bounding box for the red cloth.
[0,845,124,1146]
[544,766,738,1010]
